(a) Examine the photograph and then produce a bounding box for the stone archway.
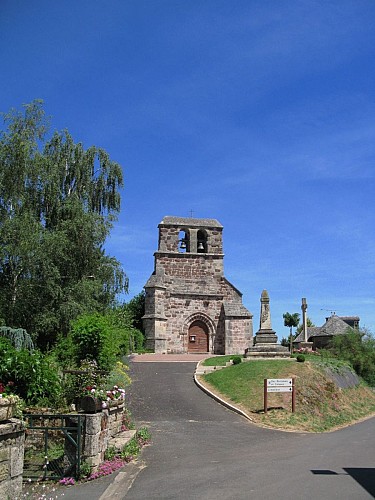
[182,313,216,353]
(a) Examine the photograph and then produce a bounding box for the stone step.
[195,365,226,375]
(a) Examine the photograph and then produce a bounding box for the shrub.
[136,427,151,445]
[121,437,140,462]
[231,356,242,365]
[326,329,375,386]
[296,354,306,363]
[0,338,62,405]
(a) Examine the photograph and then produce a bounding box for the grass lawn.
[202,355,237,366]
[200,358,375,432]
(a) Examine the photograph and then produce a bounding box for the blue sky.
[2,1,375,340]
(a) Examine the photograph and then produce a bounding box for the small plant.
[59,477,75,486]
[88,457,125,480]
[104,445,118,461]
[136,427,151,446]
[231,356,242,365]
[121,437,140,462]
[79,461,93,479]
[121,408,134,430]
[296,354,305,363]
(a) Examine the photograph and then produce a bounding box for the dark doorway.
[188,320,209,353]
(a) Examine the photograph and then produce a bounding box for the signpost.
[264,378,295,414]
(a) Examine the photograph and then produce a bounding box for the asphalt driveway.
[123,361,375,500]
[59,359,375,500]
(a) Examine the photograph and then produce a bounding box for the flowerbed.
[82,384,126,410]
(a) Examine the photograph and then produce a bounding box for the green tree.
[327,328,375,386]
[282,312,300,353]
[0,101,127,348]
[296,317,315,334]
[124,291,145,333]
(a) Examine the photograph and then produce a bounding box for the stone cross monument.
[301,297,308,342]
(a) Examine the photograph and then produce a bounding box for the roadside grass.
[201,359,375,432]
[202,355,237,366]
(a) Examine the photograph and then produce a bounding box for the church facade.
[142,216,253,354]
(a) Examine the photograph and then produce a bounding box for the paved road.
[123,361,375,500]
[59,359,375,500]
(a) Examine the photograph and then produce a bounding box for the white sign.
[267,386,293,393]
[267,379,292,387]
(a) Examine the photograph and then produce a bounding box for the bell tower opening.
[197,229,207,253]
[178,230,189,253]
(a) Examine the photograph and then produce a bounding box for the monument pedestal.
[245,290,289,359]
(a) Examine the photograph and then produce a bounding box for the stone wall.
[0,419,25,500]
[82,404,125,469]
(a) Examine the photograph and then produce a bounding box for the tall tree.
[0,101,127,348]
[283,312,300,353]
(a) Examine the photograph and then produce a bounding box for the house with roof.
[294,315,360,350]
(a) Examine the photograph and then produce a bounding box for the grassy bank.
[201,358,375,432]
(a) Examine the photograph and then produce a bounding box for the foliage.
[87,457,124,481]
[104,445,118,461]
[0,101,127,349]
[78,461,93,479]
[62,359,105,405]
[0,325,34,350]
[136,427,152,446]
[121,408,134,431]
[121,436,141,461]
[59,477,75,486]
[0,337,61,405]
[231,356,242,365]
[124,291,145,333]
[296,354,305,362]
[283,312,300,329]
[296,317,315,334]
[105,361,132,390]
[70,314,112,368]
[282,312,300,349]
[325,328,375,386]
[107,302,145,353]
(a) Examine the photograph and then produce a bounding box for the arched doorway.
[188,320,209,353]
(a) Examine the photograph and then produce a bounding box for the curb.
[194,360,253,422]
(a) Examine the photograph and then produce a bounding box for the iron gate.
[24,414,85,481]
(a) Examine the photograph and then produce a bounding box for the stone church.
[142,216,253,354]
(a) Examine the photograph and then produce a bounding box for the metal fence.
[24,414,85,481]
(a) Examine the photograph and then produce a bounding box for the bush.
[296,354,305,363]
[0,338,62,405]
[326,329,375,386]
[231,356,242,365]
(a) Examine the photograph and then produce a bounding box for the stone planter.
[77,396,103,413]
[0,398,15,422]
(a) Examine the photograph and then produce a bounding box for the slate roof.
[223,302,252,318]
[294,315,354,343]
[159,216,223,229]
[316,315,353,337]
[294,327,321,343]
